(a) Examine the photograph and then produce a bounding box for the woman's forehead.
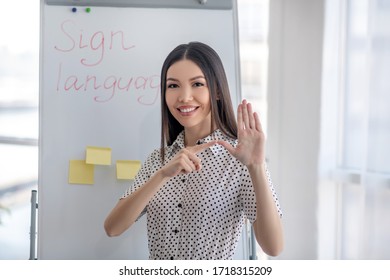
[167,59,205,80]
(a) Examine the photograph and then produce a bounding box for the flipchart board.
[38,0,246,259]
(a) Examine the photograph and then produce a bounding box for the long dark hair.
[160,42,237,160]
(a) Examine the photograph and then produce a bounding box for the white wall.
[267,0,325,259]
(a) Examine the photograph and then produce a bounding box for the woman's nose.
[178,86,193,102]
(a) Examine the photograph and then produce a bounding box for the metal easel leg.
[29,190,38,260]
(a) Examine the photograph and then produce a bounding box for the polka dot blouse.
[121,129,282,260]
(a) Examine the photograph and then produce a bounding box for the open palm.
[218,100,265,167]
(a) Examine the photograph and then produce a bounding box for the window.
[237,0,270,259]
[0,1,39,259]
[320,0,390,259]
[238,0,270,135]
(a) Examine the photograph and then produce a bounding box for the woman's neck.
[184,124,215,147]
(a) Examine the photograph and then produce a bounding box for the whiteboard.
[38,0,244,259]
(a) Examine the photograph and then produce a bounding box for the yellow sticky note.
[116,160,141,180]
[68,160,94,185]
[86,146,111,165]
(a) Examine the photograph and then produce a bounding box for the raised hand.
[160,141,217,178]
[217,100,265,167]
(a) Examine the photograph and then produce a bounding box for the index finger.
[188,140,217,154]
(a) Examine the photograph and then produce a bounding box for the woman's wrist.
[155,168,172,182]
[246,161,266,173]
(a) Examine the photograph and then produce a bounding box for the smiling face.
[165,59,213,135]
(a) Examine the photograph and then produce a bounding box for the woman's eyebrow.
[166,75,205,82]
[166,77,179,82]
[189,75,205,81]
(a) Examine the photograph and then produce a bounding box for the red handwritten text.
[56,63,160,104]
[54,20,135,67]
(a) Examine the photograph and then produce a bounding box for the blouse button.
[170,256,174,260]
[178,203,182,208]
[181,178,186,183]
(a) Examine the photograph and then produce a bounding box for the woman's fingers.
[254,112,262,132]
[183,149,201,171]
[241,99,250,129]
[247,102,255,129]
[164,141,217,176]
[237,103,243,131]
[217,140,236,156]
[180,156,197,173]
[179,142,215,173]
[188,140,217,154]
[240,99,255,130]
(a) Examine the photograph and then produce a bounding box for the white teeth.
[179,107,196,113]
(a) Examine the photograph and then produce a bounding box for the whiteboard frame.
[45,0,233,9]
[38,0,245,260]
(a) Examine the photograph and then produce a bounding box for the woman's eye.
[167,84,178,89]
[193,82,204,87]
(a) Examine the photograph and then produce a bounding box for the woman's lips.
[177,106,199,115]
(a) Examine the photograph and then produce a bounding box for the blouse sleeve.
[240,163,283,224]
[119,149,162,219]
[121,149,162,199]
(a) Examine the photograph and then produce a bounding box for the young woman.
[104,42,283,260]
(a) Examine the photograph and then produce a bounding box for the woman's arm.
[104,169,170,237]
[217,99,284,256]
[247,164,283,256]
[104,141,216,237]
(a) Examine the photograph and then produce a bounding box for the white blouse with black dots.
[121,129,282,260]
